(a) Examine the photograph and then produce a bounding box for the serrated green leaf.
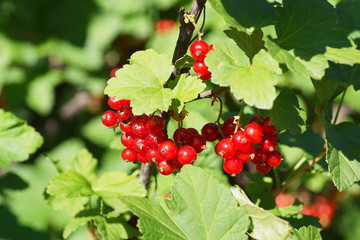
[47,196,88,216]
[0,109,43,170]
[327,64,360,90]
[119,165,250,240]
[47,170,93,197]
[266,37,328,80]
[70,149,97,182]
[276,0,350,60]
[325,46,360,66]
[270,89,307,134]
[208,0,278,29]
[104,49,174,115]
[312,76,346,111]
[206,43,280,109]
[172,74,206,112]
[325,121,360,191]
[63,208,101,239]
[291,226,322,240]
[224,28,265,62]
[174,55,195,70]
[231,187,291,240]
[95,216,139,240]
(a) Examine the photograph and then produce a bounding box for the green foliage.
[0,109,43,169]
[289,226,322,240]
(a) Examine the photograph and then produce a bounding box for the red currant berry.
[155,19,177,33]
[158,140,178,161]
[223,158,243,176]
[190,134,207,153]
[121,148,137,162]
[170,158,184,171]
[157,160,175,175]
[244,123,263,144]
[177,146,197,165]
[145,131,167,147]
[137,152,148,163]
[121,133,135,148]
[199,72,212,81]
[187,128,199,136]
[108,97,130,109]
[222,117,236,137]
[275,192,296,208]
[102,110,118,127]
[110,66,121,78]
[133,114,149,121]
[146,148,162,163]
[259,135,278,152]
[232,130,251,151]
[262,116,279,136]
[208,44,214,51]
[120,121,133,134]
[256,162,271,174]
[132,119,148,137]
[237,145,256,163]
[146,116,164,133]
[133,137,149,153]
[249,116,264,124]
[201,123,221,142]
[216,138,237,159]
[252,149,267,164]
[116,106,133,121]
[193,60,211,75]
[190,40,209,60]
[266,150,282,167]
[173,128,192,146]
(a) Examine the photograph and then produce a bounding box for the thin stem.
[186,14,203,40]
[190,5,206,44]
[215,97,223,126]
[234,100,245,133]
[333,86,348,125]
[273,167,281,192]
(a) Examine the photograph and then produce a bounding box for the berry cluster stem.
[185,13,203,40]
[234,100,245,133]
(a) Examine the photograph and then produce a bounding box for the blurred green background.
[0,0,360,239]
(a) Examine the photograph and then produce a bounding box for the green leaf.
[104,49,174,115]
[47,196,88,216]
[276,0,350,60]
[206,43,280,109]
[270,89,307,134]
[224,28,265,62]
[312,76,346,111]
[325,46,360,66]
[174,55,195,70]
[325,121,360,191]
[70,149,97,182]
[208,0,278,29]
[0,109,43,170]
[47,170,94,197]
[327,64,360,91]
[95,216,139,240]
[119,165,250,240]
[266,37,328,80]
[231,187,291,240]
[291,226,322,240]
[63,208,101,239]
[172,74,206,112]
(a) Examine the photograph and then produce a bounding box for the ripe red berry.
[275,192,296,208]
[232,130,251,151]
[259,135,278,152]
[223,158,243,176]
[146,148,162,163]
[256,162,271,174]
[121,148,137,162]
[133,137,149,153]
[252,149,267,164]
[146,116,164,133]
[244,123,263,144]
[136,152,148,163]
[199,72,212,81]
[201,123,221,142]
[193,60,211,76]
[132,119,148,137]
[177,146,197,165]
[108,97,130,109]
[187,128,199,136]
[173,128,192,146]
[237,145,256,163]
[158,140,178,161]
[155,19,176,33]
[157,160,175,175]
[145,131,167,147]
[249,116,264,124]
[262,116,279,136]
[222,117,236,137]
[190,134,207,153]
[102,110,118,127]
[120,121,133,134]
[190,40,209,60]
[216,138,237,159]
[266,150,282,167]
[120,133,135,148]
[116,106,133,121]
[110,66,121,78]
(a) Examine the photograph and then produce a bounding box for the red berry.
[208,44,214,51]
[232,130,251,151]
[146,116,164,133]
[266,150,282,167]
[145,131,167,147]
[133,114,149,121]
[132,119,148,137]
[252,149,267,164]
[170,158,184,171]
[190,134,207,153]
[249,116,264,124]
[216,138,237,159]
[120,133,135,148]
[155,19,177,33]
[199,72,212,81]
[110,66,121,78]
[223,158,243,176]
[237,145,255,163]
[201,123,221,142]
[121,148,137,162]
[256,162,271,174]
[259,135,278,152]
[102,110,118,127]
[177,146,197,165]
[158,140,178,161]
[136,152,148,163]
[275,192,296,208]
[262,116,279,136]
[222,117,236,137]
[133,137,149,153]
[120,121,133,134]
[157,160,175,175]
[193,60,211,75]
[116,106,133,121]
[187,128,199,136]
[108,97,130,109]
[146,148,162,163]
[190,40,209,60]
[173,128,192,146]
[244,123,263,144]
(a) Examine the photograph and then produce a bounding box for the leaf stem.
[234,100,245,133]
[333,86,348,125]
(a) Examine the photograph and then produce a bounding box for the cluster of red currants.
[101,97,132,128]
[190,40,213,81]
[199,116,282,176]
